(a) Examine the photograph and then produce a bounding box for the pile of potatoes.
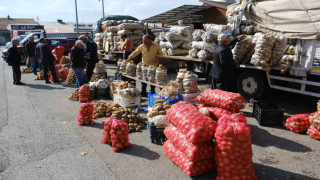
[147,100,171,117]
[90,74,105,82]
[118,81,135,89]
[69,89,79,101]
[35,70,48,80]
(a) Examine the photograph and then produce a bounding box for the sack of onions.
[101,117,117,144]
[78,103,94,125]
[111,119,131,152]
[198,104,233,120]
[285,114,311,133]
[307,126,320,140]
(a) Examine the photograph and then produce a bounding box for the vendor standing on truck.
[127,35,162,96]
[25,36,39,76]
[210,33,245,91]
[7,38,25,85]
[120,35,133,60]
[78,35,98,82]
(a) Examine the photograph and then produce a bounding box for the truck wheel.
[237,71,267,99]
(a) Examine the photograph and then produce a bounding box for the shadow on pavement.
[121,144,160,160]
[88,121,104,130]
[254,163,318,180]
[191,171,216,180]
[249,124,312,152]
[60,83,77,88]
[25,83,65,90]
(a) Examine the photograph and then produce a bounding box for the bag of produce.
[165,32,183,41]
[160,41,182,49]
[163,140,216,177]
[148,100,171,117]
[118,23,143,30]
[197,50,212,60]
[60,56,71,64]
[250,33,275,66]
[106,26,119,33]
[120,60,128,73]
[181,42,191,50]
[156,64,167,85]
[309,112,320,130]
[167,48,189,56]
[111,119,131,152]
[177,68,187,80]
[218,113,248,126]
[58,68,69,81]
[159,32,166,41]
[166,101,217,143]
[136,62,143,79]
[203,24,231,34]
[191,41,216,53]
[192,30,204,41]
[101,117,117,144]
[198,104,233,120]
[157,81,182,100]
[125,61,136,76]
[79,85,91,102]
[142,64,149,81]
[307,126,320,140]
[233,36,254,64]
[195,89,246,112]
[169,26,189,37]
[215,116,256,180]
[148,115,169,128]
[117,30,132,36]
[147,65,156,83]
[285,114,311,133]
[164,124,215,161]
[133,30,143,36]
[161,48,167,55]
[201,32,217,42]
[188,49,198,58]
[183,71,198,94]
[78,103,94,126]
[271,36,287,66]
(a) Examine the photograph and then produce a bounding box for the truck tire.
[237,71,268,99]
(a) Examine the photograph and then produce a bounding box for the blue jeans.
[73,68,84,88]
[29,58,37,75]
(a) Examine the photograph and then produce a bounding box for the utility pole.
[75,0,79,33]
[99,0,105,18]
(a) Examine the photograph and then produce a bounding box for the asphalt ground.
[0,46,319,180]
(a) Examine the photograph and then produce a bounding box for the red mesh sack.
[101,117,117,144]
[163,140,216,177]
[166,101,217,143]
[215,115,256,180]
[309,112,320,131]
[285,114,311,133]
[111,119,131,152]
[52,46,64,64]
[79,85,91,102]
[308,126,320,140]
[218,113,247,125]
[195,90,246,112]
[198,104,233,120]
[78,103,94,126]
[164,124,214,161]
[59,68,69,81]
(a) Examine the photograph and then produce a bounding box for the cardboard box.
[113,94,141,107]
[110,80,124,99]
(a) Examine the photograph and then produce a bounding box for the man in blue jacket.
[7,38,25,85]
[210,33,245,91]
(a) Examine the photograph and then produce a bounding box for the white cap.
[75,40,85,46]
[218,33,228,42]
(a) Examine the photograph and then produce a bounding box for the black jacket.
[7,45,21,67]
[35,43,55,63]
[70,46,86,68]
[85,41,98,65]
[25,41,36,58]
[210,38,238,80]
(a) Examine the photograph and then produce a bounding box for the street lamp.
[99,0,105,18]
[75,0,79,33]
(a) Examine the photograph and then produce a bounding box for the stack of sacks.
[250,32,276,66]
[163,101,217,177]
[159,26,191,56]
[271,36,288,66]
[188,30,204,58]
[94,33,104,50]
[183,71,198,94]
[196,89,247,120]
[233,36,254,64]
[101,20,144,51]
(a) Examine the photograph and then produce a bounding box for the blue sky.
[0,0,202,23]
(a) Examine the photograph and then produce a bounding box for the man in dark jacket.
[70,40,87,88]
[35,38,59,84]
[7,38,25,85]
[210,33,245,91]
[79,35,98,81]
[25,36,38,75]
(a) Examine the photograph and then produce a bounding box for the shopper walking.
[7,38,25,85]
[210,33,245,91]
[35,38,59,84]
[70,40,87,88]
[25,36,38,75]
[127,35,162,96]
[121,35,133,60]
[78,35,98,81]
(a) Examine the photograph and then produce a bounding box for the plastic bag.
[215,116,256,180]
[156,64,167,85]
[165,32,183,41]
[111,119,131,152]
[159,32,166,41]
[177,69,187,80]
[163,140,216,177]
[101,117,116,144]
[169,26,189,36]
[148,115,169,128]
[78,103,94,126]
[183,71,198,94]
[308,126,320,140]
[136,62,143,79]
[125,61,136,76]
[117,30,132,36]
[79,85,91,102]
[117,88,138,98]
[192,30,204,41]
[195,89,246,112]
[201,32,217,42]
[161,48,167,55]
[271,36,287,66]
[188,49,198,58]
[197,50,212,60]
[203,24,231,34]
[198,104,233,120]
[94,61,106,74]
[164,124,215,161]
[147,65,156,83]
[118,23,143,30]
[142,64,149,81]
[160,41,182,49]
[166,101,217,143]
[120,60,128,73]
[285,114,311,133]
[191,41,216,53]
[250,33,275,66]
[167,48,189,56]
[233,36,254,64]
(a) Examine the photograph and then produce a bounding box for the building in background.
[38,19,93,33]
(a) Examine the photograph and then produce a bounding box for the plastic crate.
[147,121,166,143]
[148,91,183,107]
[253,102,284,126]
